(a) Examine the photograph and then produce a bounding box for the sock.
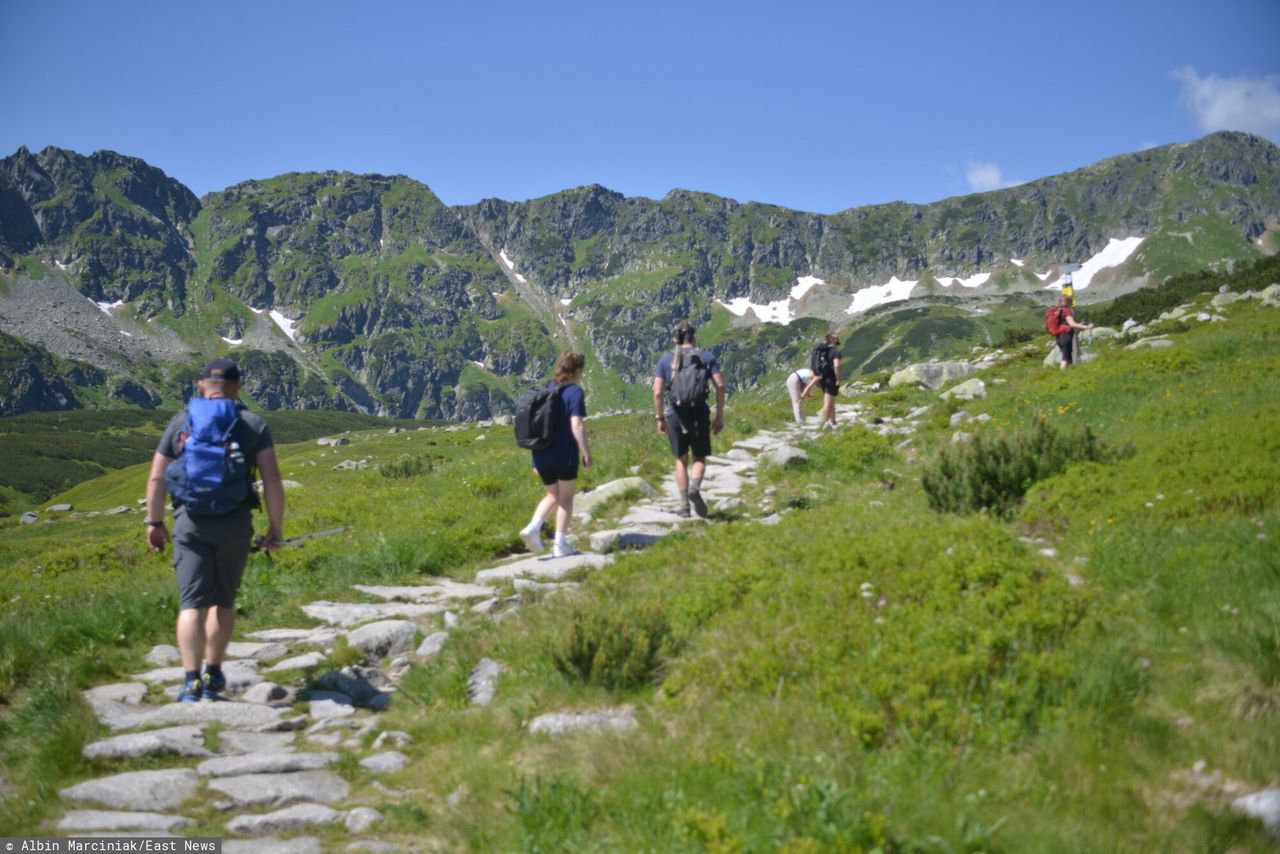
[205,663,223,679]
[690,477,703,494]
[554,532,568,546]
[524,513,544,533]
[184,669,201,684]
[679,489,689,505]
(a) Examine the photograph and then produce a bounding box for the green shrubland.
[0,282,1278,849]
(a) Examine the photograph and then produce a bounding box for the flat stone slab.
[266,652,328,673]
[414,631,449,659]
[218,730,296,754]
[512,579,578,594]
[352,580,496,603]
[226,803,344,836]
[83,682,148,706]
[60,769,199,811]
[307,698,357,719]
[57,810,195,833]
[83,725,211,760]
[344,808,384,834]
[571,477,658,519]
[589,526,668,553]
[132,661,262,691]
[225,641,291,661]
[87,696,289,732]
[223,838,322,854]
[301,601,444,628]
[618,506,699,527]
[144,644,180,666]
[198,751,338,777]
[359,751,408,773]
[765,445,809,468]
[528,708,638,737]
[206,770,350,807]
[345,620,419,659]
[467,658,501,706]
[724,447,756,461]
[246,628,341,648]
[475,552,611,583]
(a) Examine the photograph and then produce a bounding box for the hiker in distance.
[785,365,815,425]
[144,358,285,703]
[1047,293,1094,370]
[518,351,593,558]
[653,321,726,519]
[801,333,842,429]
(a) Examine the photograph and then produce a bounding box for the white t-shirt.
[792,368,813,383]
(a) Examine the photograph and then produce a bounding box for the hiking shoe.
[519,525,544,554]
[552,541,580,558]
[176,677,203,704]
[675,504,692,518]
[688,489,708,519]
[202,667,226,698]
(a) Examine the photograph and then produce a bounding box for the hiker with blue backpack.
[801,333,842,429]
[653,321,725,519]
[144,359,285,703]
[516,352,593,557]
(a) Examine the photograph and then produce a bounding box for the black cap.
[200,358,241,382]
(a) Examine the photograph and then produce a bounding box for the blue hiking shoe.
[177,676,204,703]
[202,667,226,699]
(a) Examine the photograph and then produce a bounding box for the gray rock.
[83,725,210,760]
[572,477,658,520]
[345,620,419,659]
[359,751,408,773]
[225,641,291,661]
[105,506,132,516]
[1126,337,1174,350]
[247,628,341,646]
[589,526,667,553]
[242,682,294,705]
[414,632,449,659]
[85,696,289,732]
[1038,547,1060,558]
[888,361,975,390]
[302,601,443,628]
[134,660,261,692]
[950,411,972,427]
[313,666,389,704]
[759,513,783,526]
[223,837,322,854]
[217,731,296,754]
[144,644,181,666]
[198,751,337,777]
[1232,787,1280,835]
[941,378,987,401]
[715,497,745,513]
[1089,326,1121,339]
[346,843,404,853]
[371,731,412,750]
[60,769,199,811]
[725,448,756,461]
[344,808,385,834]
[227,803,343,836]
[512,579,578,595]
[766,445,809,468]
[83,682,148,705]
[206,771,350,807]
[616,506,698,528]
[352,580,495,603]
[47,503,73,512]
[527,708,638,737]
[474,552,611,583]
[266,652,327,673]
[57,810,195,833]
[467,658,501,706]
[19,512,38,524]
[307,697,356,720]
[317,436,351,447]
[975,413,992,422]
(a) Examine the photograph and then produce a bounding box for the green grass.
[1,284,1278,848]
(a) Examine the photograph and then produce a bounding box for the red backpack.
[1044,306,1068,336]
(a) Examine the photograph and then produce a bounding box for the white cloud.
[965,160,1017,193]
[1173,67,1280,139]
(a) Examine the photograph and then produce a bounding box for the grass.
[0,282,1278,848]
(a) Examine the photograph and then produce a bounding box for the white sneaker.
[552,541,580,558]
[519,525,544,554]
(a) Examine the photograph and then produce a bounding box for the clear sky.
[2,0,1277,213]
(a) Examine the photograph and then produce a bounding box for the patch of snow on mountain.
[935,272,990,289]
[121,331,132,337]
[268,310,300,341]
[791,276,824,300]
[560,298,572,306]
[845,277,917,315]
[249,307,264,315]
[1045,237,1144,290]
[499,249,528,284]
[92,299,125,316]
[1035,271,1052,281]
[1010,259,1025,267]
[722,297,792,325]
[56,259,73,271]
[470,360,485,369]
[222,337,243,346]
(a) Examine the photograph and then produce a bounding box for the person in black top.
[801,333,842,429]
[652,321,726,518]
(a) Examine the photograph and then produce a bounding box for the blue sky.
[2,0,1277,213]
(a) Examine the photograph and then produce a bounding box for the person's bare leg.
[554,479,577,536]
[535,487,558,524]
[177,608,205,673]
[674,456,689,493]
[203,606,235,666]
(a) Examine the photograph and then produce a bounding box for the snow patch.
[249,307,264,315]
[935,272,990,289]
[559,298,572,306]
[498,249,528,284]
[56,259,74,271]
[791,275,824,300]
[268,310,300,342]
[1045,237,1143,290]
[470,360,485,369]
[718,275,827,325]
[845,277,918,315]
[92,299,125,316]
[1010,258,1025,267]
[120,331,133,337]
[222,337,243,346]
[1035,271,1052,281]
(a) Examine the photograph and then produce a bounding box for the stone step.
[57,810,195,833]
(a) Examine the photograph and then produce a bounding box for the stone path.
[49,401,928,850]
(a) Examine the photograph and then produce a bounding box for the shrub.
[922,418,1115,518]
[1000,326,1040,347]
[551,602,674,691]
[377,454,432,479]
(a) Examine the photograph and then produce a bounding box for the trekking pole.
[251,525,354,559]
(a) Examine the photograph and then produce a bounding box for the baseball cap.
[200,358,241,382]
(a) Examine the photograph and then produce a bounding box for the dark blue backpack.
[164,398,253,516]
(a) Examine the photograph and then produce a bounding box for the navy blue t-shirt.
[655,347,722,411]
[531,382,586,469]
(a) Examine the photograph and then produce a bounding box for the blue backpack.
[164,398,253,516]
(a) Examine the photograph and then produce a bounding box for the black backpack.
[514,383,562,450]
[810,343,834,378]
[669,348,711,409]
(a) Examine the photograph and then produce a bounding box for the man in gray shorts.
[144,358,285,702]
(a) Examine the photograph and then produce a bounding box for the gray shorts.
[173,508,254,609]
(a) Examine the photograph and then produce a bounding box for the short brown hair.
[825,332,841,347]
[554,351,585,384]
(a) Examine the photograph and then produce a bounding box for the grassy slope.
[0,291,1277,848]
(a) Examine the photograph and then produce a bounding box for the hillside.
[0,269,1277,848]
[1,132,1277,420]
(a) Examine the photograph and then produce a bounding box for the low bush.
[922,418,1117,518]
[551,602,674,691]
[377,454,432,479]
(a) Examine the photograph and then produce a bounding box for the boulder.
[1232,787,1280,836]
[266,652,327,673]
[242,682,294,705]
[467,658,501,706]
[47,503,73,512]
[1125,337,1174,350]
[344,620,418,659]
[941,379,986,401]
[19,512,37,525]
[313,666,389,704]
[888,361,974,390]
[766,445,809,468]
[414,632,449,659]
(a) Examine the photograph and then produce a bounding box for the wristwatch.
[145,519,165,527]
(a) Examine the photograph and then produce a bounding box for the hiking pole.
[251,525,354,559]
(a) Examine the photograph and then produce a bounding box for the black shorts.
[820,375,839,396]
[536,464,579,485]
[172,508,253,610]
[667,407,712,459]
[1057,330,1075,364]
